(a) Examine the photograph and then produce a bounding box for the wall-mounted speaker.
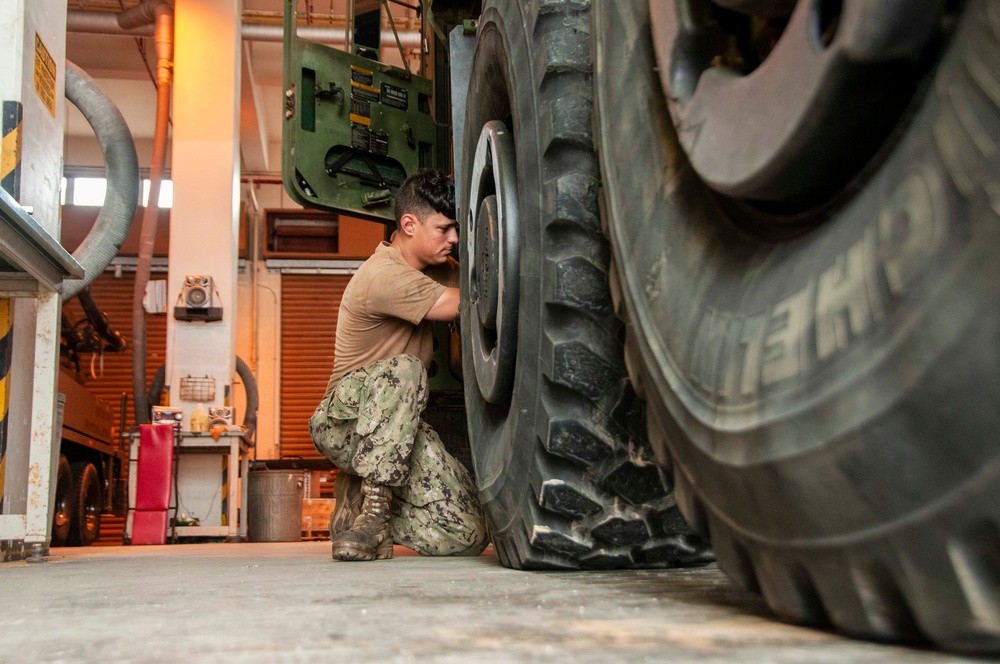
[174,275,222,322]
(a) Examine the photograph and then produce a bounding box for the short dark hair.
[394,169,455,227]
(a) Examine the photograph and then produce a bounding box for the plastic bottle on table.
[191,403,208,432]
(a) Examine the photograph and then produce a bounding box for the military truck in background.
[54,288,130,548]
[282,0,1000,654]
[52,369,127,547]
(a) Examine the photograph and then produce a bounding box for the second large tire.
[50,455,73,547]
[459,0,711,569]
[66,462,101,547]
[595,0,1000,653]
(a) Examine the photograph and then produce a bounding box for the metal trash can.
[247,470,304,542]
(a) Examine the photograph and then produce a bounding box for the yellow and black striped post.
[1,102,22,510]
[2,101,22,200]
[0,299,13,511]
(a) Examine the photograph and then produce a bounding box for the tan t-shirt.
[325,242,457,395]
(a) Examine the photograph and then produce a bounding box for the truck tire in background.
[459,0,711,569]
[595,0,1000,653]
[50,456,73,547]
[67,462,101,547]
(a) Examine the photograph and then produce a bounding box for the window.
[64,176,173,208]
[265,210,339,256]
[72,177,107,206]
[142,179,173,207]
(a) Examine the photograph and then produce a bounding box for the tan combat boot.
[329,472,363,535]
[331,477,394,561]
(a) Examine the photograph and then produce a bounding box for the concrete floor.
[0,542,981,663]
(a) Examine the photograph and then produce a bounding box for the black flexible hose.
[148,363,166,409]
[236,356,259,443]
[77,288,127,352]
[62,62,140,299]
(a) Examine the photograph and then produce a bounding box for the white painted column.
[0,0,65,555]
[167,0,241,418]
[0,0,66,224]
[166,0,242,527]
[24,292,60,545]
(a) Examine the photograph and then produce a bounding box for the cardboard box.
[301,498,335,537]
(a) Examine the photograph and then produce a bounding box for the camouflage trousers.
[309,354,489,556]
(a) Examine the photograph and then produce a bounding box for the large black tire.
[459,0,711,569]
[66,462,101,547]
[595,0,1000,653]
[50,455,73,547]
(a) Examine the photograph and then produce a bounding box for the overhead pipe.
[66,10,422,49]
[244,23,421,48]
[124,0,173,426]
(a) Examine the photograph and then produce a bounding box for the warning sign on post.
[34,33,56,118]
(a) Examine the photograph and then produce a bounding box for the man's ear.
[398,212,419,237]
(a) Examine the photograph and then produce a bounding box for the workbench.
[126,430,250,542]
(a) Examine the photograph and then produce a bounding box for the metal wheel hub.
[474,196,501,330]
[84,508,99,534]
[83,482,100,535]
[466,121,519,404]
[649,0,948,205]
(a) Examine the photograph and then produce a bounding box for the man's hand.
[425,287,459,321]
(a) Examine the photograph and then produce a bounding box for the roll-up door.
[280,274,350,458]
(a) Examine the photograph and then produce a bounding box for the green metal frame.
[282,0,439,224]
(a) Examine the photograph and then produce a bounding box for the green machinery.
[281,0,440,224]
[281,0,462,450]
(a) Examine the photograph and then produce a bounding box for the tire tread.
[470,0,711,572]
[66,461,100,547]
[596,0,1000,652]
